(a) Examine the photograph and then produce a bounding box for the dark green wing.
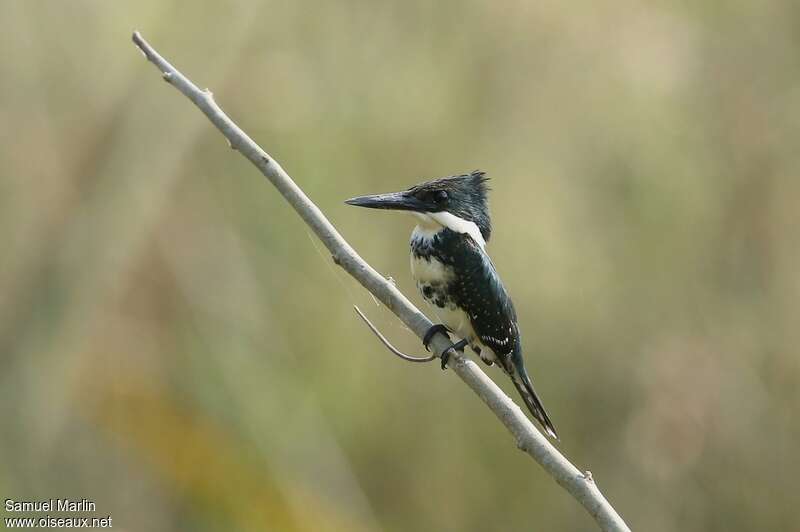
[437,230,520,370]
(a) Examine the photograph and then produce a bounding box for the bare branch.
[131,31,631,532]
[354,306,437,363]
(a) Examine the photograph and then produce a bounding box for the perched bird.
[346,171,558,439]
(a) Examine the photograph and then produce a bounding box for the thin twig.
[354,306,436,362]
[131,31,631,532]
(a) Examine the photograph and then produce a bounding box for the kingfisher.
[346,171,558,439]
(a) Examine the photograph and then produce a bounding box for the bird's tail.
[509,357,559,440]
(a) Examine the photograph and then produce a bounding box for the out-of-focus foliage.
[1,1,798,530]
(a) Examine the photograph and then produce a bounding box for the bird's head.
[346,171,492,245]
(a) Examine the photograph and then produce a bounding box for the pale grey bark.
[131,31,631,532]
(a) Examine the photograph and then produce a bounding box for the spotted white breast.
[409,227,476,348]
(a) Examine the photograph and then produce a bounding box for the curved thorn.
[354,306,436,363]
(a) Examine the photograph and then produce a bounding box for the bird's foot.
[422,324,450,351]
[440,339,469,370]
[422,325,468,370]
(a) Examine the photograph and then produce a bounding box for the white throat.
[411,211,486,248]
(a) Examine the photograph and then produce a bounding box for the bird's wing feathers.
[444,233,519,370]
[441,232,559,439]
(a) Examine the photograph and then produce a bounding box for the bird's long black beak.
[345,190,426,212]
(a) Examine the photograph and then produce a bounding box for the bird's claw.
[422,325,468,371]
[441,348,452,370]
[423,324,449,351]
[440,339,469,370]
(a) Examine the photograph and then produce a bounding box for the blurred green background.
[1,1,798,531]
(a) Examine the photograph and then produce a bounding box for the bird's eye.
[433,190,448,204]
